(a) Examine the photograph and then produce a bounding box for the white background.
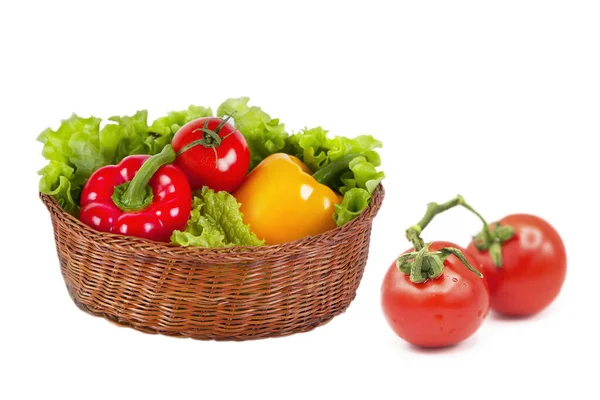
[1,1,598,399]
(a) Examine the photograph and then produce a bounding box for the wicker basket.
[40,185,384,341]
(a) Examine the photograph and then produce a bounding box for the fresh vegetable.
[38,106,212,215]
[232,153,342,245]
[171,115,250,192]
[171,187,264,247]
[382,242,490,348]
[381,196,489,348]
[467,214,567,316]
[79,145,192,242]
[39,98,384,247]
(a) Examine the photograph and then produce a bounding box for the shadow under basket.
[40,185,384,341]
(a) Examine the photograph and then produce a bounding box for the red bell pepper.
[79,145,192,242]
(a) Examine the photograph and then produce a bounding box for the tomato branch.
[399,194,502,283]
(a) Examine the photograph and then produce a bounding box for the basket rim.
[40,184,384,256]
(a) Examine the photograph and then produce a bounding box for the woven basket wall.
[40,185,384,341]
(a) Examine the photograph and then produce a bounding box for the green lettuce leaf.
[333,188,372,227]
[339,156,385,195]
[38,161,78,215]
[287,126,382,171]
[101,110,151,163]
[149,105,213,137]
[38,114,107,214]
[170,187,264,247]
[217,97,289,169]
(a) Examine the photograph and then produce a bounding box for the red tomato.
[381,242,490,348]
[172,117,250,192]
[467,214,567,317]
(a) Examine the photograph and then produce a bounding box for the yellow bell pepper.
[232,153,342,245]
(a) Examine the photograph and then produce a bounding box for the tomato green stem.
[462,202,495,244]
[405,194,514,269]
[406,196,467,251]
[399,195,495,283]
[405,195,496,249]
[396,245,483,284]
[473,223,515,267]
[112,144,177,212]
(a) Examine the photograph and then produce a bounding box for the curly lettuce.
[38,114,105,215]
[170,187,264,247]
[333,188,372,226]
[149,105,213,136]
[287,126,382,172]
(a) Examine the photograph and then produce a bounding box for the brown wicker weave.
[40,185,384,341]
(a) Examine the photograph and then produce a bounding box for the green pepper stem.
[114,145,176,211]
[312,154,360,185]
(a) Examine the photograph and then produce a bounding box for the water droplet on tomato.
[520,226,543,250]
[217,148,238,171]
